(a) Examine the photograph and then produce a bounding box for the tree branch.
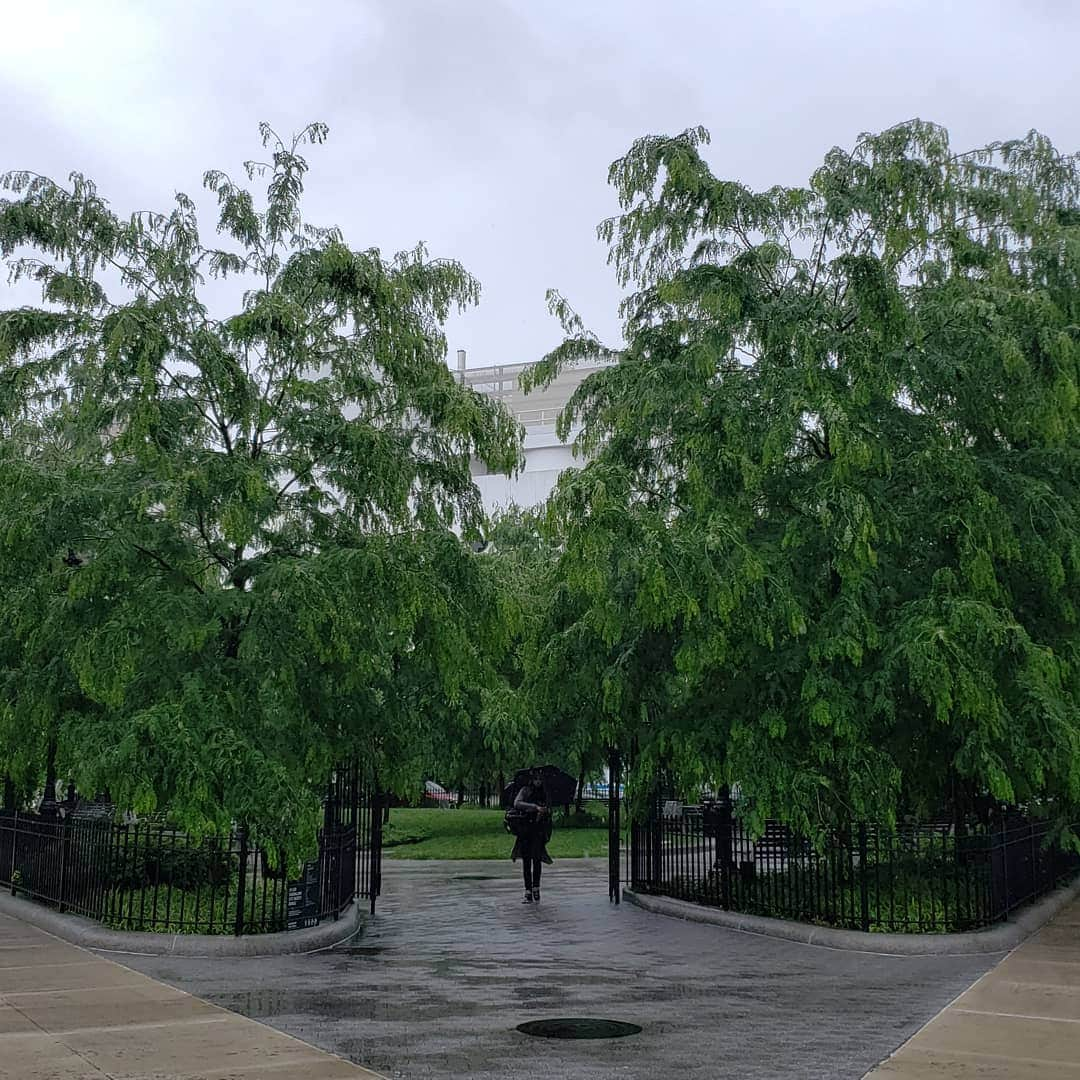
[131,544,205,594]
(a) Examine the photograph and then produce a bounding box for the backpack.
[504,808,532,837]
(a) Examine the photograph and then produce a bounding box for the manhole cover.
[516,1018,642,1040]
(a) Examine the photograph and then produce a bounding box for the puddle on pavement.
[517,1018,643,1040]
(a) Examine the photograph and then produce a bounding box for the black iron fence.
[629,801,1080,933]
[0,770,380,935]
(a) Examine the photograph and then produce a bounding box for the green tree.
[527,121,1080,835]
[416,510,548,802]
[0,123,519,851]
[524,547,621,809]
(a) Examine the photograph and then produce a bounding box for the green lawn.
[383,807,609,860]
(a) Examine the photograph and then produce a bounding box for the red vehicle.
[423,781,455,806]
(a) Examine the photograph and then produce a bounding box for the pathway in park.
[0,910,383,1079]
[869,893,1080,1078]
[115,858,1003,1079]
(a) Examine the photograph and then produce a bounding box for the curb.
[623,874,1080,956]
[0,891,365,957]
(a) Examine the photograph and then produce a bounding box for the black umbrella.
[506,765,578,810]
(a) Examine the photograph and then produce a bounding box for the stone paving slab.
[9,983,211,1032]
[117,858,998,1079]
[865,898,1080,1078]
[0,911,385,1079]
[869,1045,1080,1079]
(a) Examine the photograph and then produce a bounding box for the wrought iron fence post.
[1030,820,1038,892]
[233,828,249,937]
[858,822,870,932]
[717,787,733,910]
[8,810,17,896]
[999,814,1009,919]
[650,786,663,888]
[608,747,621,904]
[370,788,383,917]
[58,815,71,914]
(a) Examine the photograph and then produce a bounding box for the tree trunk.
[575,765,586,814]
[40,738,59,817]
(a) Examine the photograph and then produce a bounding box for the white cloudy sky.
[3,0,1079,367]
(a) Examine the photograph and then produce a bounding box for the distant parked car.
[423,781,455,807]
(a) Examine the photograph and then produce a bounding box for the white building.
[455,350,609,515]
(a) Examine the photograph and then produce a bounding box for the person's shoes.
[522,891,533,904]
[532,888,541,903]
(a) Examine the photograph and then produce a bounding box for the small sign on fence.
[286,861,320,930]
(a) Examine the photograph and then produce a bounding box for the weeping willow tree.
[527,120,1080,836]
[0,123,520,852]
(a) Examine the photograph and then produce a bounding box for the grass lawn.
[384,807,609,860]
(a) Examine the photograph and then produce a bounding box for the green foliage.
[110,838,232,891]
[414,508,559,796]
[0,123,521,855]
[661,867,983,934]
[104,878,288,935]
[530,120,1080,834]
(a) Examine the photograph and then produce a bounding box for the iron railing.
[0,771,379,934]
[629,802,1080,933]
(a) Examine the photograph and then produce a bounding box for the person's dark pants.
[523,857,542,890]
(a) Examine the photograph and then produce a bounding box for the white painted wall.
[459,354,607,515]
[472,423,582,514]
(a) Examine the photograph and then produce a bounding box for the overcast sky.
[4,0,1080,369]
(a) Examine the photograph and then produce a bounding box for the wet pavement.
[113,858,997,1079]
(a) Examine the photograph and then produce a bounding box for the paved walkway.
[867,895,1080,1078]
[0,910,383,1079]
[117,859,998,1079]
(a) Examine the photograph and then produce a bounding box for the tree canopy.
[0,123,520,851]
[527,120,1080,834]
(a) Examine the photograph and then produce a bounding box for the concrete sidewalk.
[0,911,384,1080]
[867,896,1080,1078]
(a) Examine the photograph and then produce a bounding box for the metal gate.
[356,775,383,915]
[322,763,382,917]
[607,747,621,904]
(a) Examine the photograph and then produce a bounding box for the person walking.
[511,770,553,903]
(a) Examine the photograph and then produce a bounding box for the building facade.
[456,350,607,514]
